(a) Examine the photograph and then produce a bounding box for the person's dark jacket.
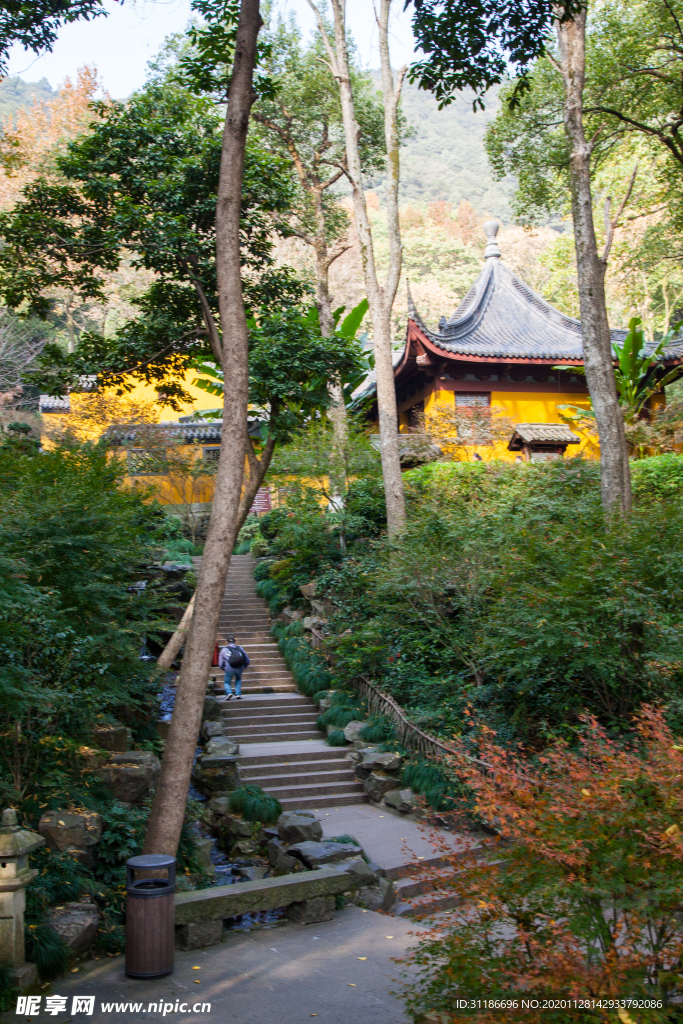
[218,643,250,671]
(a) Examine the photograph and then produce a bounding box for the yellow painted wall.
[123,375,222,421]
[422,387,596,461]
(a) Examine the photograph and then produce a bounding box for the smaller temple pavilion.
[370,220,683,461]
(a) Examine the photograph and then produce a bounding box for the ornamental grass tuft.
[228,784,282,824]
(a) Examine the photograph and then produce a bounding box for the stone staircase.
[391,854,460,917]
[202,554,366,810]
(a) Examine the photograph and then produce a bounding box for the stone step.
[223,688,296,696]
[220,699,314,713]
[229,729,322,742]
[262,781,364,802]
[244,768,357,788]
[277,792,367,811]
[238,749,348,767]
[223,723,322,738]
[240,756,351,777]
[222,712,319,727]
[383,854,452,882]
[395,891,460,918]
[263,776,365,796]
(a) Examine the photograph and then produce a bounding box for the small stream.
[157,679,286,930]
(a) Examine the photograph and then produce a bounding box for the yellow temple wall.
[420,386,596,461]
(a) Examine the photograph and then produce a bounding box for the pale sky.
[4,0,417,98]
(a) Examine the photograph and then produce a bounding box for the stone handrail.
[309,628,491,773]
[174,866,352,924]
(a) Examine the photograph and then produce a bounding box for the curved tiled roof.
[408,238,683,362]
[411,258,630,360]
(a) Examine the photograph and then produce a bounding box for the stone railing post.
[0,808,45,990]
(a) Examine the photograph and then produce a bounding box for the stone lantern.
[0,808,45,989]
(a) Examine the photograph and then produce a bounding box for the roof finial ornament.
[483,220,501,260]
[406,279,417,319]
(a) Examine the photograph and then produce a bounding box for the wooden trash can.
[125,854,176,978]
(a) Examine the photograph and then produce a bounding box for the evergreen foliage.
[227,784,282,824]
[261,452,683,745]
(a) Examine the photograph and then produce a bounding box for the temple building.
[365,220,683,462]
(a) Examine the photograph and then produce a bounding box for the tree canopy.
[0,71,300,407]
[0,1,117,73]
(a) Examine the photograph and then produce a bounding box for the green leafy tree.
[408,0,635,513]
[0,72,297,406]
[249,13,385,490]
[0,433,172,812]
[0,2,118,73]
[190,302,366,521]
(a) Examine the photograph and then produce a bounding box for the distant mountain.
[368,75,516,221]
[0,76,56,123]
[0,72,514,221]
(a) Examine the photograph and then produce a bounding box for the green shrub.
[0,962,17,1012]
[632,453,683,499]
[327,729,347,746]
[358,715,395,743]
[317,706,364,730]
[402,759,461,812]
[228,784,282,824]
[25,923,70,981]
[249,535,270,558]
[254,558,276,581]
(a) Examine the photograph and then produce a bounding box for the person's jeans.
[224,668,243,696]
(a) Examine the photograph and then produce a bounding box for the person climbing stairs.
[201,554,366,810]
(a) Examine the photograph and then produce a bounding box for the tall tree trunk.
[309,0,406,535]
[556,10,632,512]
[314,229,347,505]
[144,0,261,856]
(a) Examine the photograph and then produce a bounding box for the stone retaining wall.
[174,866,352,925]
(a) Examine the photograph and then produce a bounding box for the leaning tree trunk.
[144,0,261,856]
[312,0,406,535]
[557,10,631,512]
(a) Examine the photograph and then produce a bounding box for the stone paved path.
[19,908,424,1024]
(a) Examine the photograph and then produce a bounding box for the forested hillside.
[0,76,55,121]
[0,73,513,220]
[383,77,515,218]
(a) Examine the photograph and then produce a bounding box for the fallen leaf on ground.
[357,957,367,960]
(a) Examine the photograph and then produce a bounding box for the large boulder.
[364,771,397,803]
[356,877,396,913]
[38,810,102,862]
[99,751,160,805]
[193,837,215,877]
[91,724,128,753]
[202,696,223,723]
[299,581,317,600]
[285,896,335,925]
[310,599,336,619]
[279,606,303,623]
[201,721,227,743]
[206,795,232,820]
[277,811,322,845]
[216,814,253,846]
[355,750,403,779]
[267,838,308,876]
[192,754,240,796]
[175,920,223,951]
[205,736,239,757]
[49,902,99,954]
[384,788,418,815]
[343,721,366,744]
[334,856,377,888]
[302,616,326,632]
[287,840,362,869]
